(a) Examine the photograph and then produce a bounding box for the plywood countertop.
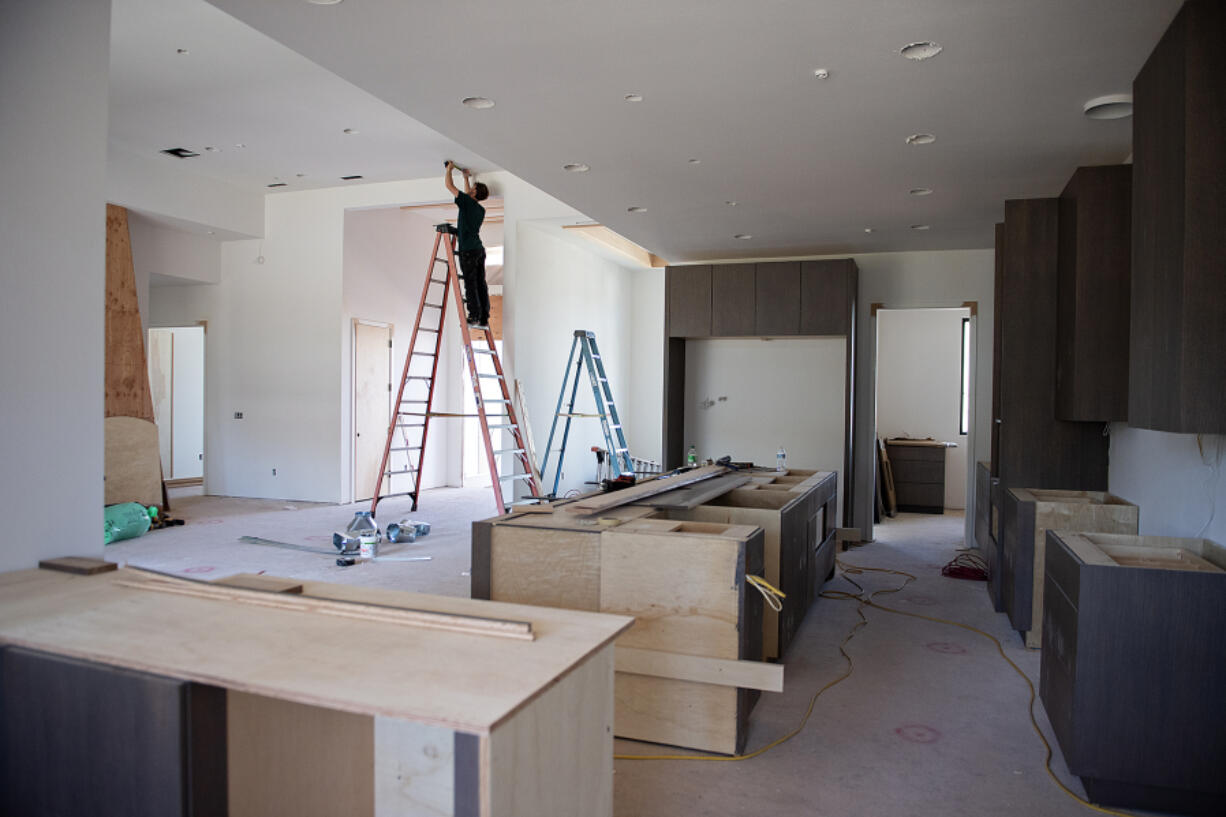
[0,567,632,735]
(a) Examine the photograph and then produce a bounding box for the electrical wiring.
[613,558,1141,817]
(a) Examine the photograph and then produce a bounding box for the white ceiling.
[115,0,1183,261]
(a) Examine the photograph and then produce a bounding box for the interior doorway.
[874,307,974,519]
[147,325,205,485]
[353,320,392,502]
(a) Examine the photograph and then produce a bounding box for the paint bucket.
[359,536,379,559]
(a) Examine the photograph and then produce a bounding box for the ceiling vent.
[161,147,199,159]
[267,182,287,188]
[341,175,364,180]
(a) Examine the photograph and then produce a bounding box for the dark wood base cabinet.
[885,441,947,514]
[1041,532,1226,815]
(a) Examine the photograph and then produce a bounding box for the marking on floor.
[894,724,942,744]
[925,641,968,655]
[182,565,216,574]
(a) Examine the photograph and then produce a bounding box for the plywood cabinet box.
[1001,489,1138,648]
[1041,532,1226,816]
[472,469,835,754]
[0,567,631,817]
[473,508,764,755]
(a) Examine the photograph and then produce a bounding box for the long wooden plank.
[565,465,727,514]
[105,204,154,421]
[615,646,783,693]
[118,573,535,641]
[632,473,751,509]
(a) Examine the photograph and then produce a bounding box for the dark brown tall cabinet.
[1130,0,1226,433]
[662,259,857,522]
[993,198,1109,492]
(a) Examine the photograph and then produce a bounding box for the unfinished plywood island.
[472,467,836,754]
[0,565,632,817]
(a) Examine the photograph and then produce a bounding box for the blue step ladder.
[541,330,634,496]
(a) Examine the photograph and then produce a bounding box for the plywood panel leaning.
[105,204,154,421]
[104,416,164,507]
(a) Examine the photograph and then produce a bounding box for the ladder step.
[483,399,510,404]
[425,302,444,309]
[499,473,533,482]
[472,349,496,355]
[390,446,422,453]
[478,373,503,379]
[385,468,418,477]
[407,376,432,381]
[412,352,435,357]
[396,423,425,429]
[493,448,526,456]
[420,328,440,334]
[430,276,449,283]
[488,423,519,430]
[378,490,417,500]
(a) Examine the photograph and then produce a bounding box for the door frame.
[351,318,393,504]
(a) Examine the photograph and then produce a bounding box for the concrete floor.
[106,490,1169,817]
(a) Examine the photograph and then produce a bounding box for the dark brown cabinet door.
[666,265,712,337]
[754,262,800,335]
[799,260,852,335]
[1056,165,1131,422]
[711,264,755,336]
[1130,0,1226,433]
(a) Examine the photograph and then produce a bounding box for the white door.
[354,322,392,501]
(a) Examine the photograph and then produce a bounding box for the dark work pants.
[457,248,489,323]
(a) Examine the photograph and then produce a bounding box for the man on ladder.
[443,161,491,329]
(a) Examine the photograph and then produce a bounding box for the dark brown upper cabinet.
[1056,165,1132,422]
[711,264,756,336]
[665,265,711,337]
[800,260,855,335]
[1130,0,1226,433]
[754,262,800,335]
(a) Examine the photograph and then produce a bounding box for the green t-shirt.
[454,193,486,252]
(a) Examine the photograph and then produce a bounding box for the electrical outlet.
[234,411,243,419]
[272,468,277,476]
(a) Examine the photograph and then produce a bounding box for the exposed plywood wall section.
[105,203,154,421]
[489,294,503,340]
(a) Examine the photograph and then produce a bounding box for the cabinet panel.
[1057,165,1131,422]
[711,264,755,336]
[754,262,800,336]
[1130,0,1226,433]
[666,265,711,338]
[799,260,851,335]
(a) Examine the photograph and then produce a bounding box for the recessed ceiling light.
[267,182,287,188]
[900,41,942,60]
[563,163,590,172]
[910,224,931,231]
[296,173,306,178]
[306,0,344,5]
[207,230,215,235]
[234,143,246,149]
[160,147,199,159]
[627,206,647,213]
[813,68,830,79]
[688,158,701,164]
[624,93,643,102]
[1083,93,1133,120]
[864,227,874,233]
[906,133,936,145]
[341,175,364,181]
[176,48,189,55]
[342,128,358,135]
[909,187,933,196]
[734,234,752,240]
[461,96,495,109]
[725,200,737,206]
[204,146,219,152]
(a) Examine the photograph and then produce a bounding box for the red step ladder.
[369,225,541,517]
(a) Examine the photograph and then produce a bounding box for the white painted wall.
[1109,427,1226,543]
[341,207,464,502]
[0,0,110,570]
[876,308,972,509]
[512,224,643,495]
[684,338,848,509]
[629,268,666,466]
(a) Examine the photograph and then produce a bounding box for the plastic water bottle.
[687,445,697,466]
[776,446,787,472]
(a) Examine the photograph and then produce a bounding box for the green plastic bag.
[104,502,153,545]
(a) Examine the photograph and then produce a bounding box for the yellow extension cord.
[613,559,1139,817]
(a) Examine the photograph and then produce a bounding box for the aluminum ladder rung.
[499,473,533,482]
[493,448,526,456]
[478,373,504,379]
[487,423,518,430]
[483,399,511,404]
[385,467,418,477]
[424,302,444,309]
[389,446,422,453]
